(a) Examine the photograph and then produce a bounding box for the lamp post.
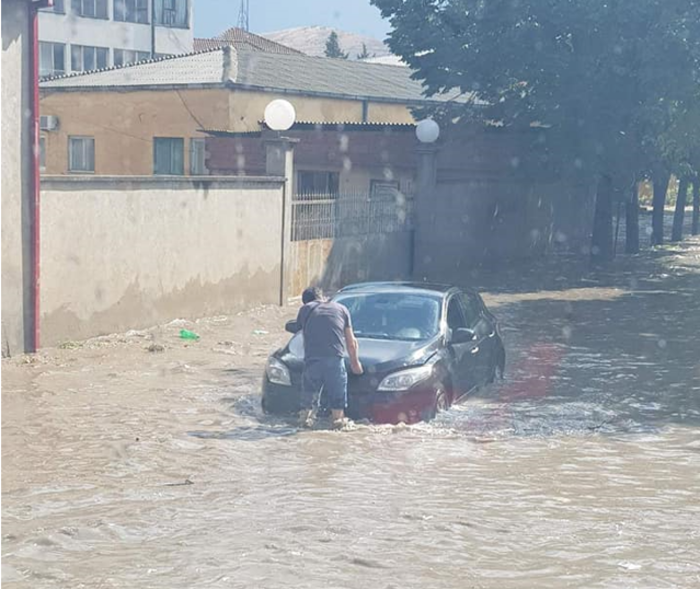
[263,99,298,305]
[414,118,441,279]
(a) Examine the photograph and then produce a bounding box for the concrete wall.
[40,88,230,175]
[227,89,414,133]
[413,128,593,281]
[39,176,284,345]
[288,232,414,297]
[1,0,32,356]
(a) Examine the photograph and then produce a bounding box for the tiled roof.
[40,46,472,105]
[194,28,304,55]
[40,49,227,87]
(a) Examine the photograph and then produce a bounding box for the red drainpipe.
[29,0,51,351]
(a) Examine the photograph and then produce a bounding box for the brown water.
[3,235,700,589]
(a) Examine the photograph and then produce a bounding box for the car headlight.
[377,365,433,392]
[265,357,291,386]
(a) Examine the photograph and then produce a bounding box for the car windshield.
[334,292,441,342]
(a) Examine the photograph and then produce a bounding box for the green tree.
[325,31,349,59]
[357,43,372,60]
[372,0,700,257]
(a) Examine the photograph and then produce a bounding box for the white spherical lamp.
[264,99,296,131]
[416,118,440,143]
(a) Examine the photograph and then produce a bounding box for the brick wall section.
[206,128,419,176]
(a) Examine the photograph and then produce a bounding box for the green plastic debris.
[179,329,200,340]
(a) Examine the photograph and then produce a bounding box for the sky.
[194,0,391,40]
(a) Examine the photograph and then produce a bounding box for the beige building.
[39,43,460,176]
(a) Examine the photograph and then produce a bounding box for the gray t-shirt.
[297,301,351,360]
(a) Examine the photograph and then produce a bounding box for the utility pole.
[237,0,250,31]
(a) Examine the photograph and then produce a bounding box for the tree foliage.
[372,0,700,245]
[357,43,373,60]
[325,31,349,59]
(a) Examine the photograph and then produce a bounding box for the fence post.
[414,144,439,278]
[264,134,299,305]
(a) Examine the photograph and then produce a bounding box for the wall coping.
[40,175,285,190]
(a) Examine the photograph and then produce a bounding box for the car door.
[461,292,496,385]
[445,294,480,399]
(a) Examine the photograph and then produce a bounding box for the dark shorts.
[302,357,348,411]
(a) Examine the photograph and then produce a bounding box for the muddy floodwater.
[3,235,700,589]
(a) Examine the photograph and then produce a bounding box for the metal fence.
[291,191,414,241]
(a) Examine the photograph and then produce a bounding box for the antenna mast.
[237,0,250,31]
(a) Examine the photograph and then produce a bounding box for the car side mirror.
[451,327,476,344]
[285,320,301,334]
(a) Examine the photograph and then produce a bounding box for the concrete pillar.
[264,134,298,305]
[1,0,33,356]
[413,144,438,279]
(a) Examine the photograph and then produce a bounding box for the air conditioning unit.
[40,115,59,131]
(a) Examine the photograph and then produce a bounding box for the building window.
[154,138,184,175]
[71,0,108,19]
[297,171,340,196]
[69,137,95,173]
[114,49,151,67]
[39,42,66,77]
[190,139,207,175]
[41,0,66,13]
[155,0,188,27]
[71,45,109,72]
[39,137,47,172]
[114,0,149,23]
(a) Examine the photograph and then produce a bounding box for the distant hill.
[262,26,391,60]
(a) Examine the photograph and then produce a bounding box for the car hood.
[278,333,440,373]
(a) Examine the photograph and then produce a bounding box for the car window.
[460,293,482,327]
[334,292,441,341]
[446,297,467,330]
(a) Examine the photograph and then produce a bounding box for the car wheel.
[422,387,448,422]
[436,391,449,412]
[486,361,497,384]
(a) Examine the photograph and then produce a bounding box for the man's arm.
[295,305,308,331]
[344,327,363,375]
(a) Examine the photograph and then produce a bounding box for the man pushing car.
[296,286,363,429]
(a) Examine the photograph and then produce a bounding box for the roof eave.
[225,80,466,106]
[40,82,228,92]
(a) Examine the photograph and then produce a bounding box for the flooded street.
[3,234,700,589]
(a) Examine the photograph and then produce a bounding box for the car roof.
[336,281,466,297]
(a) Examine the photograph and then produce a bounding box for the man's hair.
[302,286,323,304]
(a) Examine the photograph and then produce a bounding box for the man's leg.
[300,360,322,427]
[323,358,348,427]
